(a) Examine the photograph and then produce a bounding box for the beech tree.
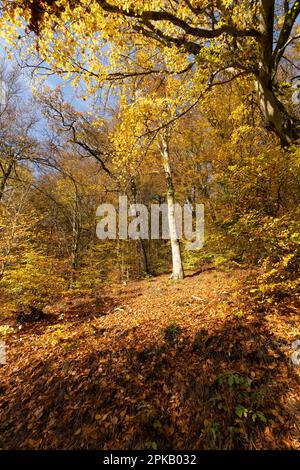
[1,1,300,146]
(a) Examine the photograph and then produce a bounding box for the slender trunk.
[138,237,149,274]
[70,187,81,287]
[0,158,14,202]
[160,132,184,280]
[129,179,150,275]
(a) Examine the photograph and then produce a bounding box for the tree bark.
[138,237,150,275]
[70,185,81,287]
[0,157,14,202]
[129,178,150,276]
[255,74,299,146]
[160,132,184,280]
[256,0,300,146]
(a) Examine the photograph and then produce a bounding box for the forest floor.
[0,267,299,450]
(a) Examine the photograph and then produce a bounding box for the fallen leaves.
[34,406,44,420]
[0,268,299,450]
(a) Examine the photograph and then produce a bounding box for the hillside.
[0,268,299,450]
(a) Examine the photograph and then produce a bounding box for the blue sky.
[0,39,95,141]
[0,39,90,113]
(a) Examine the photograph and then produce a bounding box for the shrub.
[3,249,68,316]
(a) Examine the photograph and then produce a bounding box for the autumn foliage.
[0,0,299,451]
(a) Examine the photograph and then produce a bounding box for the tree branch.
[272,1,300,73]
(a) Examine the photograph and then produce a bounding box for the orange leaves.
[95,412,109,421]
[27,438,41,448]
[33,406,44,420]
[0,268,299,450]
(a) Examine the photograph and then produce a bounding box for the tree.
[159,129,184,279]
[2,1,300,146]
[0,62,41,202]
[108,69,187,279]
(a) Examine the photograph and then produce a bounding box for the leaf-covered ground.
[0,268,299,450]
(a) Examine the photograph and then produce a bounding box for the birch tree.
[159,130,184,280]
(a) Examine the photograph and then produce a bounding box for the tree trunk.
[138,237,150,275]
[160,131,184,280]
[129,178,150,275]
[0,157,14,202]
[256,0,300,146]
[70,186,81,287]
[256,71,300,147]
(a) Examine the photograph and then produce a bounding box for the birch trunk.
[160,132,184,280]
[70,186,81,287]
